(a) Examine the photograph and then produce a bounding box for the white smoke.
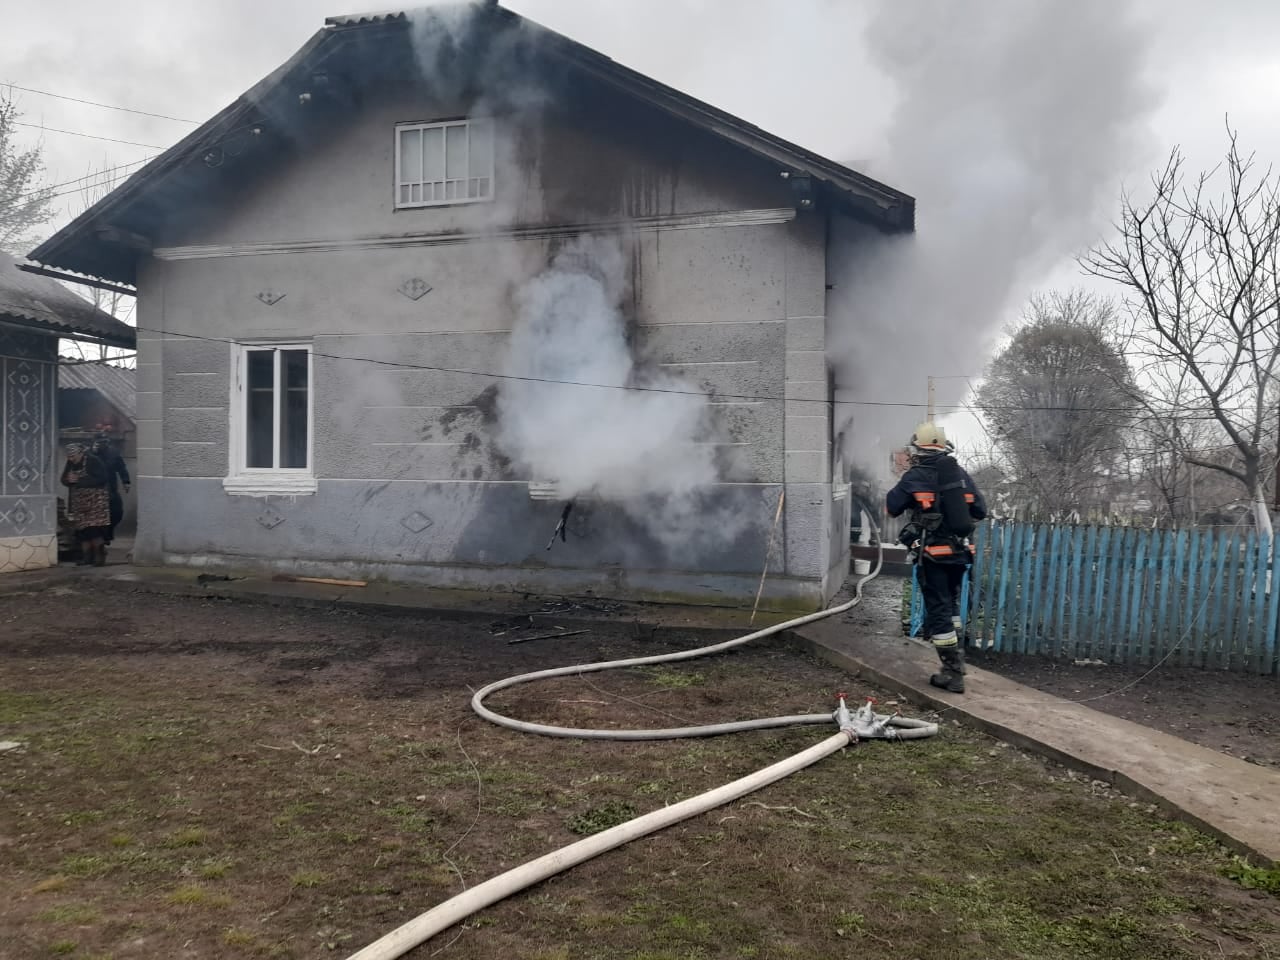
[828,0,1161,484]
[496,234,719,502]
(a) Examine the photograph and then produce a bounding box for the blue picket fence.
[959,521,1280,675]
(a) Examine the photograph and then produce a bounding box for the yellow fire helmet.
[909,422,948,454]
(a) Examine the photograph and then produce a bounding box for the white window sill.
[394,196,495,210]
[222,474,318,498]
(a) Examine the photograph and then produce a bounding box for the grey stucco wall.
[134,82,844,609]
[0,328,58,572]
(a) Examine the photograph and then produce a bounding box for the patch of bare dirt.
[1,582,1277,960]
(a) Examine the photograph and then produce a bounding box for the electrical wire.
[120,322,1272,419]
[16,157,156,199]
[2,82,200,124]
[11,120,166,149]
[10,119,269,203]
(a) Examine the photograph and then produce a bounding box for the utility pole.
[927,376,936,422]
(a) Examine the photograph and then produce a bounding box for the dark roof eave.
[28,27,345,282]
[32,6,915,278]
[555,49,914,229]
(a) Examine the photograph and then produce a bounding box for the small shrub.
[566,801,638,836]
[164,827,208,848]
[167,885,231,908]
[1223,858,1280,895]
[645,668,704,690]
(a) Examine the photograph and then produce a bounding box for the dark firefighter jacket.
[886,452,988,564]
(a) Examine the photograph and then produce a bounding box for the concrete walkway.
[4,562,1277,865]
[793,612,1280,867]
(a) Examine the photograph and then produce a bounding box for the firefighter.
[886,423,987,693]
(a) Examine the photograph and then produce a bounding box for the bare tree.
[976,291,1138,517]
[0,92,56,254]
[1084,131,1280,536]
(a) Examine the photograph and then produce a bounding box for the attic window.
[395,118,494,208]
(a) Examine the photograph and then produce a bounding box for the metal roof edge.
[29,26,342,276]
[33,4,914,274]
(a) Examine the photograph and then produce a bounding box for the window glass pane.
[247,350,272,390]
[280,350,309,469]
[281,390,308,469]
[246,350,275,469]
[399,185,411,205]
[411,183,422,203]
[398,128,422,185]
[282,349,308,390]
[445,124,467,179]
[468,119,492,178]
[422,126,444,181]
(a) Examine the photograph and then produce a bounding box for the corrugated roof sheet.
[0,252,136,347]
[58,362,137,422]
[324,10,410,26]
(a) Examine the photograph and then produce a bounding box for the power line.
[38,173,157,204]
[9,157,159,205]
[12,120,165,149]
[12,119,267,203]
[123,321,1265,419]
[2,82,199,124]
[33,158,156,197]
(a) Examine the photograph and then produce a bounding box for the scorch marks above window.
[395,118,495,208]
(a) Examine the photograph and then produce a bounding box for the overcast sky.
[4,0,1279,447]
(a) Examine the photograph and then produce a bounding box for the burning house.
[28,3,914,609]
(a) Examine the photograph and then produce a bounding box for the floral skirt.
[69,486,111,532]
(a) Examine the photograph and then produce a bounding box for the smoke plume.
[828,0,1160,482]
[496,234,719,504]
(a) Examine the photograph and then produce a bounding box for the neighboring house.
[0,253,136,573]
[28,3,915,609]
[58,363,138,534]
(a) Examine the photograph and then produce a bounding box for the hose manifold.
[834,694,930,740]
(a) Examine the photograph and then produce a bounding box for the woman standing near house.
[60,443,111,566]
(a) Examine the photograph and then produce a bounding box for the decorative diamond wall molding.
[4,350,54,512]
[398,278,433,301]
[256,506,286,530]
[256,290,287,306]
[0,496,51,538]
[400,511,433,534]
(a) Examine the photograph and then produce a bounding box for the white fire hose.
[346,538,938,960]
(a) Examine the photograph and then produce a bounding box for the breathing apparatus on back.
[903,422,974,545]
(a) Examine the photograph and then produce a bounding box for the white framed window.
[395,118,495,208]
[224,342,317,497]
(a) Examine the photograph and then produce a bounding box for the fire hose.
[346,522,938,960]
